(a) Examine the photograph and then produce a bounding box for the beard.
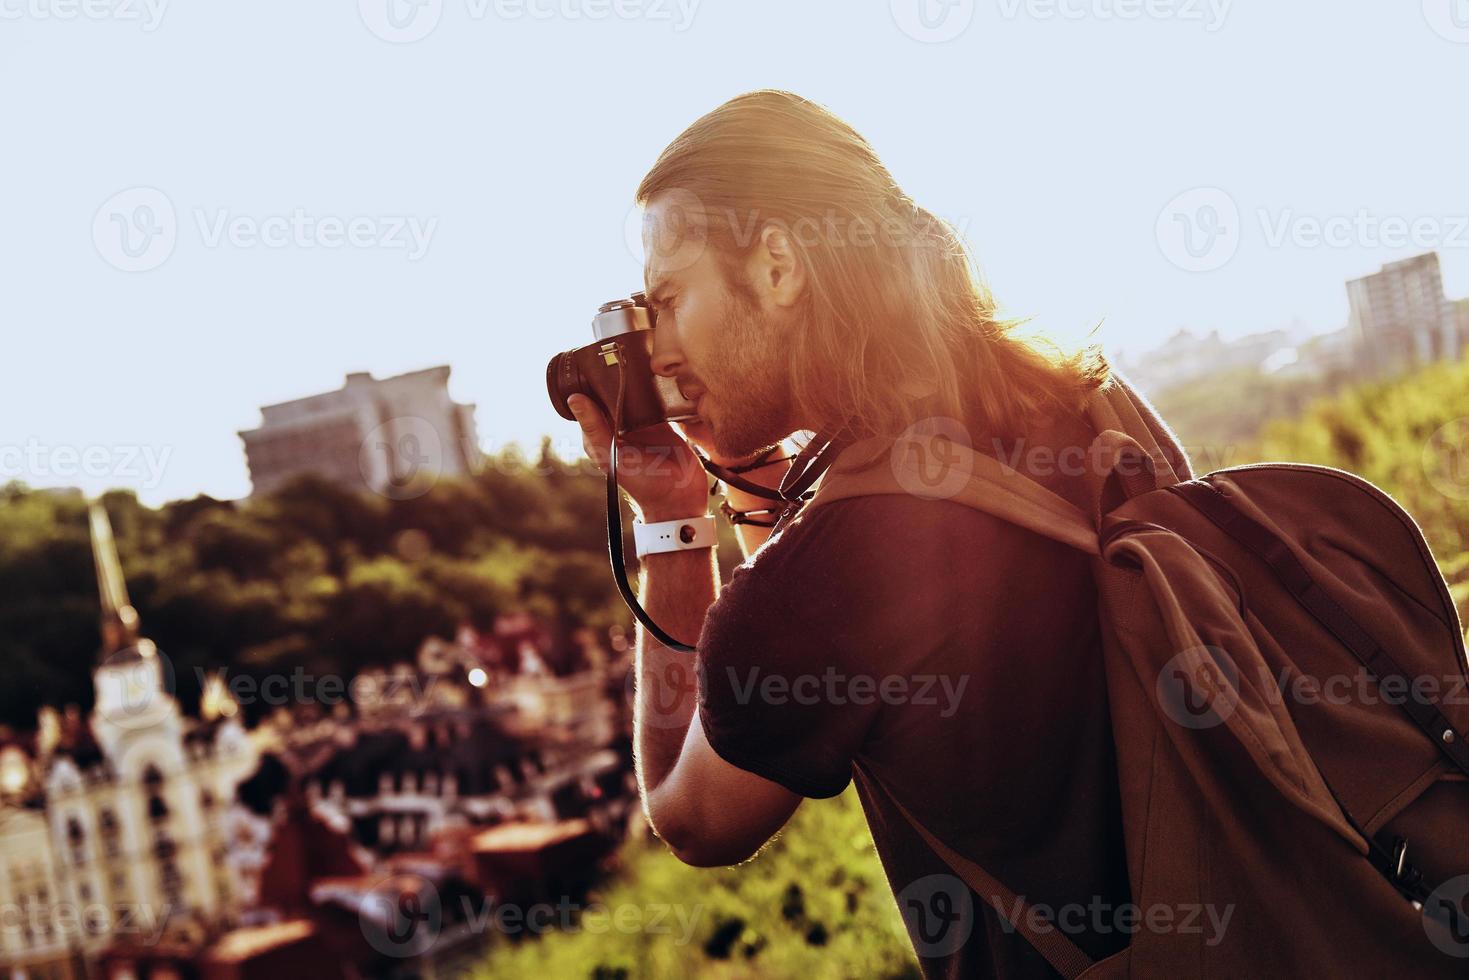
[698,277,797,460]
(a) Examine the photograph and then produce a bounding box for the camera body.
[546,293,698,435]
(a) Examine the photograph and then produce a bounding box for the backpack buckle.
[1392,838,1409,880]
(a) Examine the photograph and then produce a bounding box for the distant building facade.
[238,367,480,498]
[1346,252,1459,377]
[0,506,259,979]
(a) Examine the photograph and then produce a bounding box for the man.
[568,90,1188,978]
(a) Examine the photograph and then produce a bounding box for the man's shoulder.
[771,492,1068,571]
[713,491,1081,622]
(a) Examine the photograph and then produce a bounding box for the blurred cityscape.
[1120,251,1469,393]
[0,501,643,979]
[1116,250,1469,451]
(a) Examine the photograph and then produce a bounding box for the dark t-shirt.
[696,426,1133,978]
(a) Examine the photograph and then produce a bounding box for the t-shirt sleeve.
[695,497,934,799]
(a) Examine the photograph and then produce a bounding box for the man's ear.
[750,222,806,309]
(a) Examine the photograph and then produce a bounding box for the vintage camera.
[546,293,699,435]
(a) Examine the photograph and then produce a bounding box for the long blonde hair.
[636,90,1109,446]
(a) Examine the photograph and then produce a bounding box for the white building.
[0,506,259,979]
[238,366,480,498]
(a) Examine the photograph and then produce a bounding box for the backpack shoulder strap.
[804,376,1190,550]
[806,433,1101,555]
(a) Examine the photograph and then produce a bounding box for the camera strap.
[603,354,852,653]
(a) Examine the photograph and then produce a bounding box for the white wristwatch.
[633,514,717,559]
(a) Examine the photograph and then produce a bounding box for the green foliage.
[470,788,917,980]
[1155,353,1469,608]
[0,448,630,727]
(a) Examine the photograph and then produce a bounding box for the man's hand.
[567,394,711,521]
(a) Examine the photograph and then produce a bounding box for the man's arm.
[560,402,800,865]
[632,532,800,866]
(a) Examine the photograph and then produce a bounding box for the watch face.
[678,523,698,544]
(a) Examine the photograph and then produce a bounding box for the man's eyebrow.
[644,275,671,305]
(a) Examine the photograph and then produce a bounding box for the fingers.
[568,394,612,471]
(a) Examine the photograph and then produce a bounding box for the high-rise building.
[238,367,480,499]
[1345,252,1458,377]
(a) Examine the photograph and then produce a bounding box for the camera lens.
[546,351,582,421]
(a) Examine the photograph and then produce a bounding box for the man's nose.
[649,330,684,379]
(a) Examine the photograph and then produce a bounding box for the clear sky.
[3,0,1465,505]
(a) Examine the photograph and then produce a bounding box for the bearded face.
[641,196,801,460]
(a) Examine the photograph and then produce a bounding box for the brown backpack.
[806,378,1469,978]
